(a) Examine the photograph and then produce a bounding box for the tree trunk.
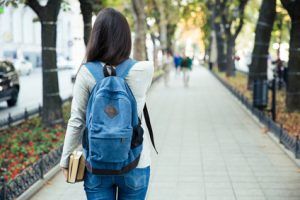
[214,22,227,71]
[206,1,217,64]
[27,0,63,126]
[159,12,167,51]
[147,22,158,68]
[145,42,149,60]
[150,34,158,69]
[41,20,63,125]
[280,0,300,111]
[286,19,300,111]
[132,0,147,60]
[248,0,276,88]
[205,33,212,63]
[166,23,176,52]
[79,0,93,46]
[226,38,235,76]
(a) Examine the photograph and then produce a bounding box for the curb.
[16,165,60,200]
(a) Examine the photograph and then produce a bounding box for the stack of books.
[67,150,85,183]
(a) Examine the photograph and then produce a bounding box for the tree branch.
[47,0,61,8]
[219,0,230,37]
[280,0,293,14]
[151,0,161,24]
[233,0,248,40]
[45,0,62,19]
[26,0,42,16]
[132,0,143,17]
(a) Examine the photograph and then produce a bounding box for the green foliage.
[243,0,260,26]
[61,0,71,11]
[0,0,18,7]
[270,3,290,51]
[0,6,4,13]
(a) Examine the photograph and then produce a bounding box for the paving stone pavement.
[30,66,300,200]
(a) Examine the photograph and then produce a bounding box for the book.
[67,150,85,183]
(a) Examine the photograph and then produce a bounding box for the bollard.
[7,113,12,127]
[39,153,44,179]
[38,105,42,117]
[279,124,283,144]
[24,108,28,121]
[0,176,6,200]
[295,135,300,159]
[271,77,276,121]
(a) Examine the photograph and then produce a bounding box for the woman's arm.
[126,61,154,116]
[59,66,95,168]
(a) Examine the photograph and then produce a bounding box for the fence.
[0,96,72,129]
[0,96,72,200]
[211,71,300,159]
[0,146,63,200]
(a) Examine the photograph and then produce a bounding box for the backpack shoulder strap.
[84,61,104,82]
[143,104,158,154]
[116,59,137,78]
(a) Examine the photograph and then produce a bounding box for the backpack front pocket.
[89,129,132,163]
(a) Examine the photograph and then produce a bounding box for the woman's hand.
[61,167,68,181]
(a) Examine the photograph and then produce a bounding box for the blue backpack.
[82,59,157,175]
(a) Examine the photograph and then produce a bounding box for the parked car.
[14,59,33,76]
[0,61,20,107]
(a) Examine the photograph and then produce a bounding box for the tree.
[155,0,167,51]
[217,0,249,76]
[166,23,176,51]
[165,0,181,51]
[25,0,63,126]
[280,0,300,111]
[131,0,147,60]
[148,0,180,53]
[203,1,220,66]
[79,0,93,46]
[78,0,103,46]
[145,0,160,67]
[248,0,276,87]
[214,17,227,71]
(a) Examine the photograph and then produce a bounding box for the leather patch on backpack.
[105,105,118,118]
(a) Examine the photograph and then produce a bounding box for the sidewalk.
[30,66,300,200]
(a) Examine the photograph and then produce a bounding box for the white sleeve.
[125,61,154,116]
[59,66,95,168]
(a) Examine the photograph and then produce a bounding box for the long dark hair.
[85,8,132,66]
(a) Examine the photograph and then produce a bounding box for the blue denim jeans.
[84,167,150,200]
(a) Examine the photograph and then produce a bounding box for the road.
[0,68,74,120]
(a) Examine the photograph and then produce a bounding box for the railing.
[0,96,72,129]
[211,71,300,159]
[0,146,63,200]
[0,96,72,200]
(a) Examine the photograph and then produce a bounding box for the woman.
[60,8,154,200]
